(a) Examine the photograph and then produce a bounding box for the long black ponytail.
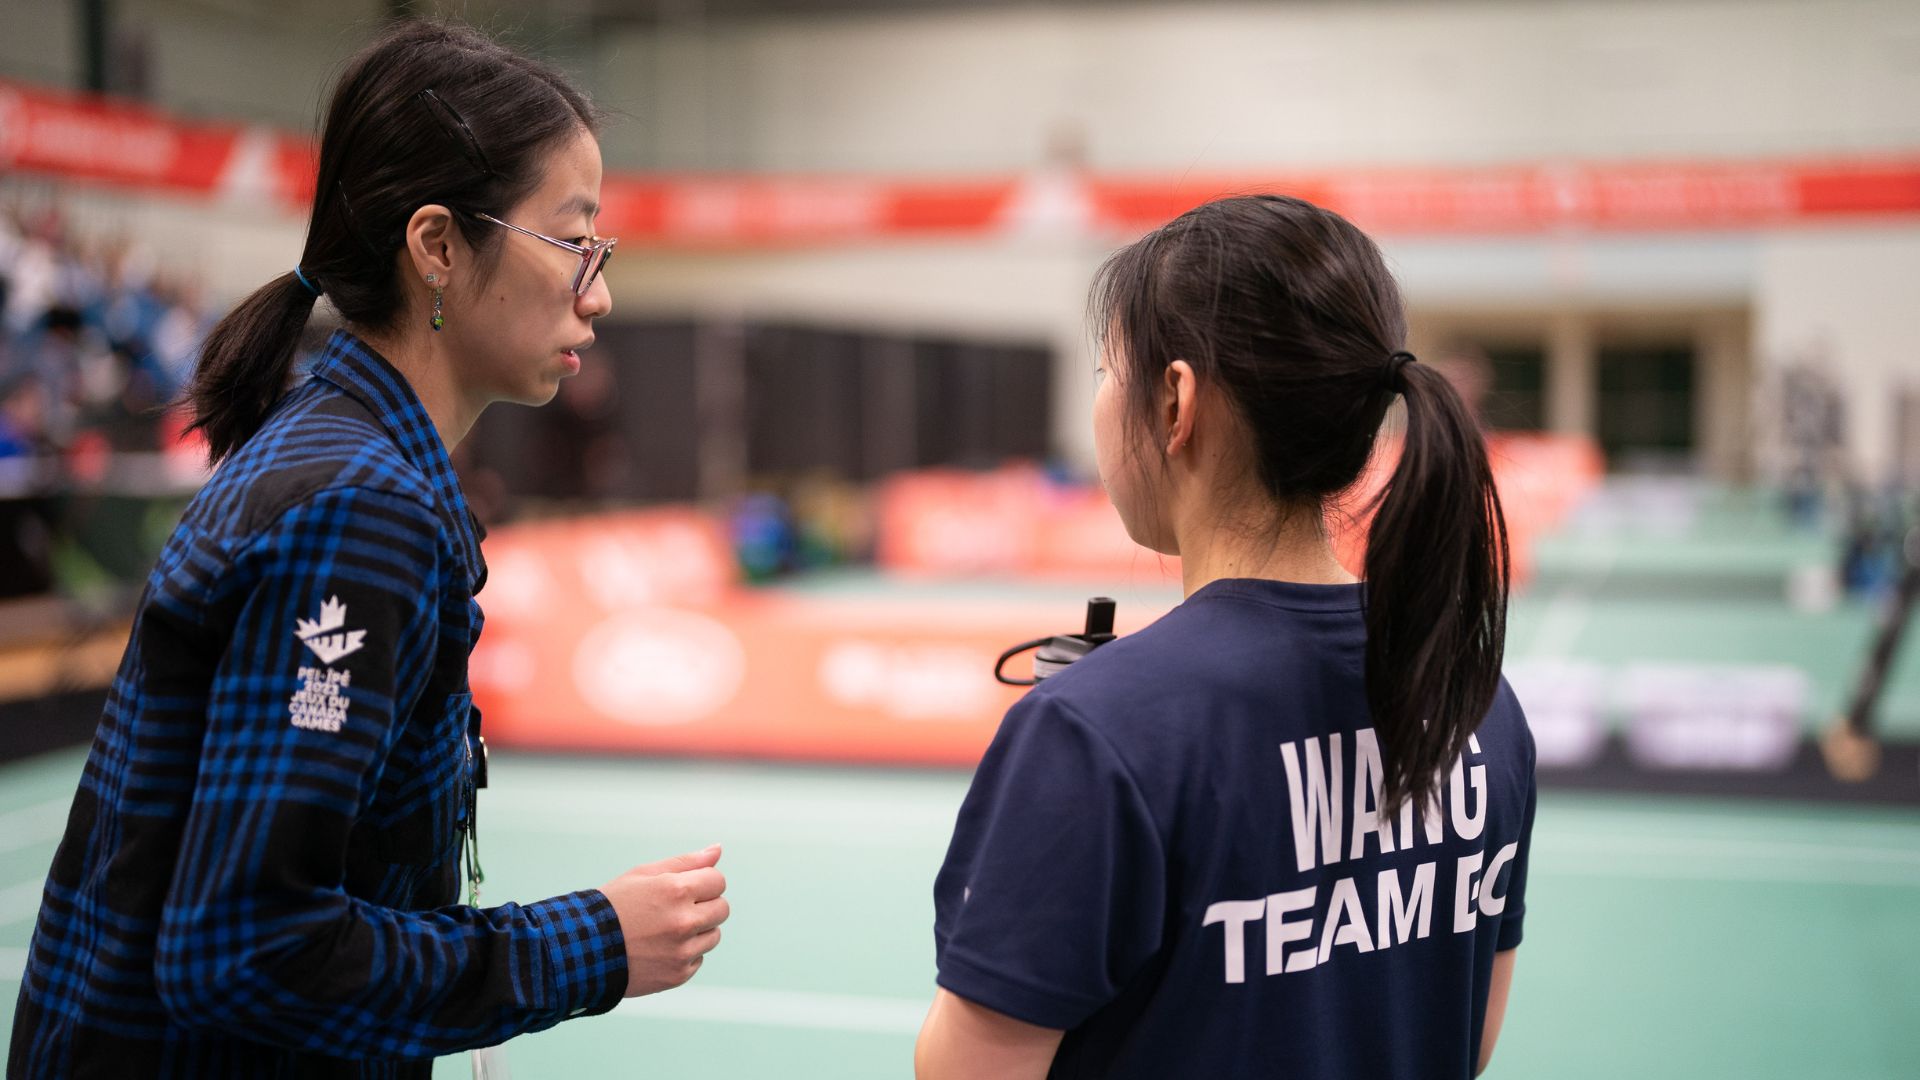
[1363,359,1510,814]
[1090,193,1510,815]
[186,19,598,463]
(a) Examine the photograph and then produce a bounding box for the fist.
[600,844,731,997]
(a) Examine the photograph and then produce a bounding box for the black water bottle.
[995,598,1118,685]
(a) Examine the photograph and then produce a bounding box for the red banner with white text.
[4,78,1918,244]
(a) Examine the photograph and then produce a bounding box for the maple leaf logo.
[295,595,367,664]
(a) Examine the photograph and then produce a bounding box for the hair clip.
[417,88,495,178]
[335,181,384,261]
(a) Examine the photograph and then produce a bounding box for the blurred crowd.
[0,202,211,472]
[0,202,214,600]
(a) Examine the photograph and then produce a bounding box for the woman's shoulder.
[1042,585,1341,694]
[1018,585,1364,766]
[187,379,438,539]
[1021,600,1264,729]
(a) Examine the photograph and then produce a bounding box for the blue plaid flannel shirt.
[9,331,627,1079]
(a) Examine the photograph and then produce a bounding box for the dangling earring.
[427,274,444,332]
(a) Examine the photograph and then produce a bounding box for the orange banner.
[599,157,1920,243]
[597,173,1019,247]
[874,465,1181,583]
[471,505,1169,762]
[472,590,1169,764]
[0,77,313,204]
[478,506,738,609]
[1085,157,1920,237]
[0,78,238,194]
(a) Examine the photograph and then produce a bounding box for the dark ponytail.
[186,19,598,463]
[1362,360,1510,816]
[1091,193,1510,817]
[189,273,322,463]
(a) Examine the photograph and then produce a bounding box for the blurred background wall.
[4,0,1913,484]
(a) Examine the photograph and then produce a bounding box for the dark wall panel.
[463,317,1055,507]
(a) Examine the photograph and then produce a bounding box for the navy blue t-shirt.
[934,578,1535,1079]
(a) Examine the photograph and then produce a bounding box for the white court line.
[0,877,46,926]
[1542,859,1920,888]
[1544,812,1920,845]
[0,798,69,856]
[485,812,941,849]
[0,946,27,982]
[614,984,924,1034]
[482,789,958,848]
[488,786,963,825]
[1549,834,1920,866]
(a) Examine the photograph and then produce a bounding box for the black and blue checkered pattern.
[9,331,626,1079]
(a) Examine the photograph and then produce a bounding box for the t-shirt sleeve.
[932,689,1166,1030]
[1495,718,1537,951]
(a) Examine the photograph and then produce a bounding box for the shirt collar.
[307,329,486,592]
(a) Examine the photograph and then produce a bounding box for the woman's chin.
[502,377,563,408]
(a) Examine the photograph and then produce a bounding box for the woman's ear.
[1163,359,1198,457]
[402,204,460,286]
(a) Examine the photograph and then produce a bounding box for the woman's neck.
[1170,492,1359,598]
[351,325,479,452]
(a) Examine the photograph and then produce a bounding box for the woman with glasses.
[10,21,726,1079]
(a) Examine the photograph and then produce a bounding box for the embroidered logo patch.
[296,595,367,665]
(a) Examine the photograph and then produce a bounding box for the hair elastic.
[292,267,321,297]
[1386,350,1417,390]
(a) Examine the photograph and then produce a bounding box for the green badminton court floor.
[3,748,1917,1078]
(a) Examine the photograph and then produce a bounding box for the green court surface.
[3,748,1917,1078]
[1515,486,1920,739]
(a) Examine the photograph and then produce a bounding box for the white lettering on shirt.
[1200,729,1517,984]
[1279,734,1343,873]
[288,665,351,733]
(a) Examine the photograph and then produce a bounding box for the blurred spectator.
[731,491,799,581]
[0,373,47,459]
[789,470,875,566]
[1775,358,1848,531]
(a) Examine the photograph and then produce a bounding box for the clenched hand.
[601,845,731,997]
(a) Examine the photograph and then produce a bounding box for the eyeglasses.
[474,212,616,297]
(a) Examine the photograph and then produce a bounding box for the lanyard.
[464,727,488,907]
[464,725,508,1077]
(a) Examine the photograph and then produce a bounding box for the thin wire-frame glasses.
[474,212,616,296]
